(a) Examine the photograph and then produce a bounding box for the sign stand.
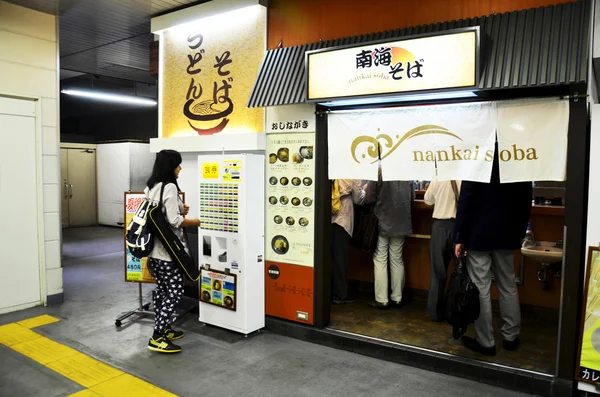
[116,191,197,328]
[115,283,153,327]
[114,283,197,327]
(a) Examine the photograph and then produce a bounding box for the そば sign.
[306,28,478,101]
[159,6,266,138]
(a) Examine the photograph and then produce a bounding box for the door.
[61,148,97,227]
[0,97,41,311]
[60,148,69,228]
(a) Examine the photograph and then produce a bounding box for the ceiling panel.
[5,0,205,84]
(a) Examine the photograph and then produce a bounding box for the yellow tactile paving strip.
[17,314,60,329]
[91,374,179,397]
[0,315,178,397]
[0,323,42,346]
[48,353,124,388]
[68,390,101,397]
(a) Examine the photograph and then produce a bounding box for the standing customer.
[454,149,532,356]
[367,170,415,309]
[331,179,366,304]
[146,150,201,354]
[424,177,461,322]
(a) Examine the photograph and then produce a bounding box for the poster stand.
[115,283,153,327]
[115,191,197,327]
[114,284,197,327]
[576,246,600,384]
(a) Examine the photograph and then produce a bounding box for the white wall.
[97,143,155,226]
[0,1,62,301]
[129,143,155,191]
[97,143,131,226]
[178,153,200,218]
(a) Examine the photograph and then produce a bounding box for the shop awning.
[248,0,590,108]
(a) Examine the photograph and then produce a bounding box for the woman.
[331,179,366,304]
[146,150,200,354]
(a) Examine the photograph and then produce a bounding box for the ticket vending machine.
[197,154,265,334]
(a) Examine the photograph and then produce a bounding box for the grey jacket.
[367,180,415,237]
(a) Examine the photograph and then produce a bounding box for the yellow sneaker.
[147,336,182,353]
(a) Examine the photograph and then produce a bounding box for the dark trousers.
[148,258,184,335]
[332,223,351,299]
[427,219,455,321]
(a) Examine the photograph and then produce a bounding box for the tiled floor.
[330,292,558,374]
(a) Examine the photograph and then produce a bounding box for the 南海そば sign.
[307,28,478,101]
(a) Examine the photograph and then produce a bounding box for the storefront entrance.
[250,2,591,395]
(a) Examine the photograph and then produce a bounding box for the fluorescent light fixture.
[164,5,263,40]
[61,89,157,106]
[320,91,477,107]
[151,0,265,33]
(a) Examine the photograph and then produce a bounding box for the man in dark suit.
[453,146,532,356]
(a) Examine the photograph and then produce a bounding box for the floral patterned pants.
[148,258,184,335]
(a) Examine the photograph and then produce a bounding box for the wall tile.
[0,61,56,99]
[41,98,57,127]
[42,155,59,184]
[43,212,60,241]
[42,126,58,155]
[0,31,56,70]
[43,184,60,213]
[46,267,63,295]
[0,2,56,42]
[44,240,61,270]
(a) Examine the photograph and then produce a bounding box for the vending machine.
[197,154,265,335]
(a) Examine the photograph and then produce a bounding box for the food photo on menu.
[268,145,314,165]
[272,235,289,254]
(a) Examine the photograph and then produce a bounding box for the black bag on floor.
[148,183,200,282]
[445,254,480,340]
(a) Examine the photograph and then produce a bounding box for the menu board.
[200,268,237,311]
[199,183,239,233]
[266,132,316,267]
[577,247,600,383]
[124,191,184,283]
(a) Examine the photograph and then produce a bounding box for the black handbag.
[148,183,200,281]
[351,203,379,252]
[445,254,480,339]
[351,177,381,252]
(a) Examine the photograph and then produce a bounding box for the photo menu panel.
[265,133,316,267]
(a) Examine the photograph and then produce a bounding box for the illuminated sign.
[159,5,266,138]
[306,28,479,101]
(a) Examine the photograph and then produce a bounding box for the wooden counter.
[347,201,564,309]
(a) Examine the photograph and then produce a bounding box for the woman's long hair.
[146,149,182,191]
